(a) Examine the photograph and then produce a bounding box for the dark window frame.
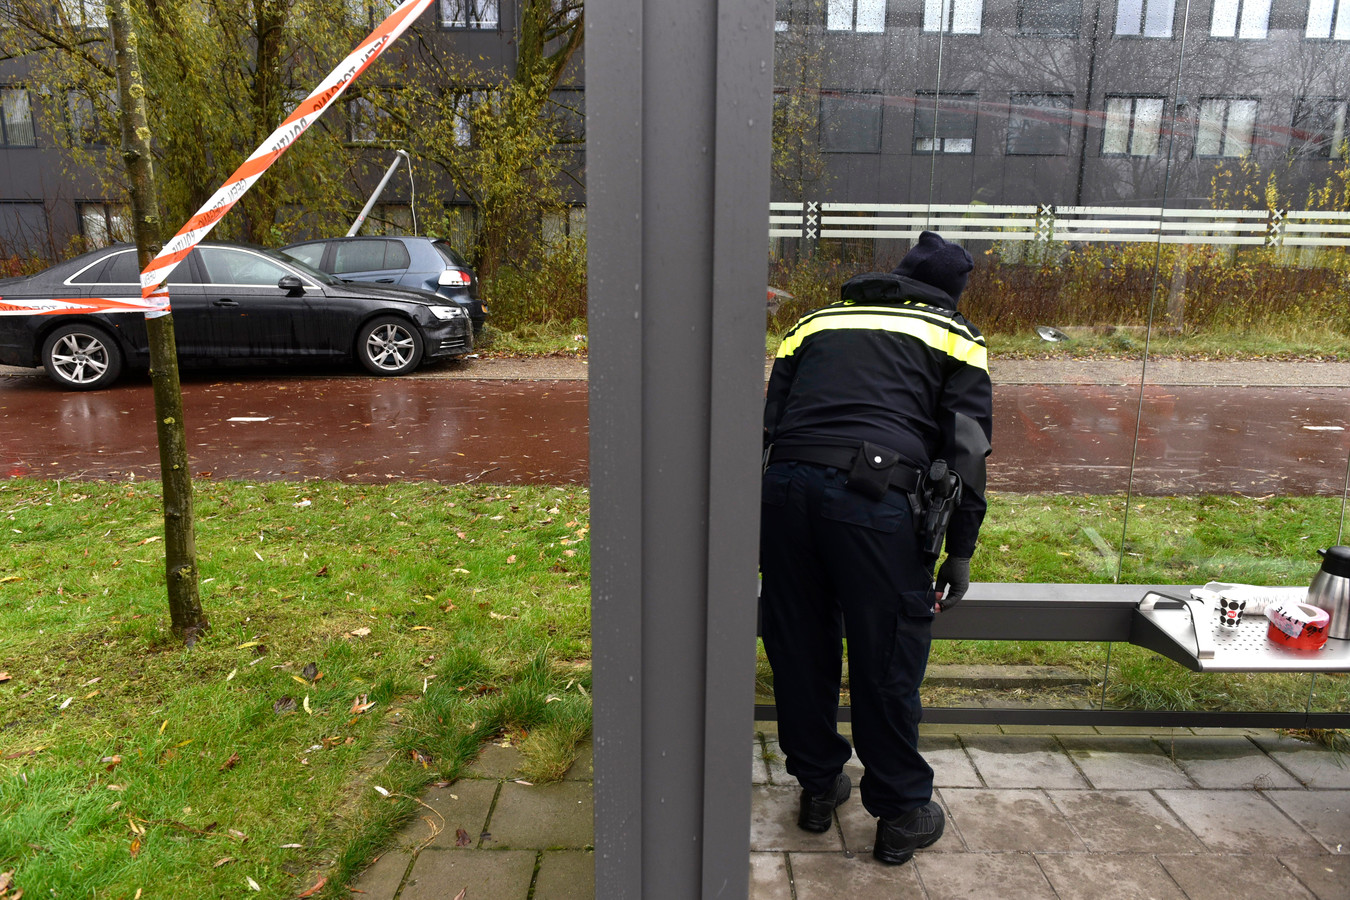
[1100,94,1167,157]
[438,0,501,30]
[1113,0,1176,36]
[1291,96,1349,157]
[0,86,36,148]
[1006,92,1075,155]
[913,90,977,154]
[1194,96,1260,158]
[818,89,884,153]
[1017,0,1082,36]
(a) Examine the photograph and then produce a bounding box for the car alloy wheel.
[41,323,124,390]
[356,315,424,375]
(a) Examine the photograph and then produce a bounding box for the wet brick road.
[2,371,1348,495]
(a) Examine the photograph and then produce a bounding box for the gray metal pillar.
[587,0,775,895]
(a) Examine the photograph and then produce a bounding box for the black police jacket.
[763,272,993,557]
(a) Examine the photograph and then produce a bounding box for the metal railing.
[770,201,1350,249]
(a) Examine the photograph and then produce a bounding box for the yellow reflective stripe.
[777,308,988,370]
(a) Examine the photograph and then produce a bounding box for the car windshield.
[261,246,338,285]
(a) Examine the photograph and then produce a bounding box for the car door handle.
[213,299,239,308]
[375,278,394,283]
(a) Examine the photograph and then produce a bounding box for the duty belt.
[766,444,920,493]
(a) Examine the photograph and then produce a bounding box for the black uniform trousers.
[760,460,936,819]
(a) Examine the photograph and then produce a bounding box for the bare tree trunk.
[109,0,208,644]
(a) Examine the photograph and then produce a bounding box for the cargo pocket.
[819,485,907,533]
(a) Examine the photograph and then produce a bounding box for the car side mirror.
[278,274,305,295]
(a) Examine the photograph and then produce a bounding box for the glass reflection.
[768,0,1350,719]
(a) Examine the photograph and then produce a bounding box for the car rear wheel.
[356,316,423,375]
[41,323,124,390]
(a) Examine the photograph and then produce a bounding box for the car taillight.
[437,269,472,287]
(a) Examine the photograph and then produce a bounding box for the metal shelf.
[1131,591,1350,673]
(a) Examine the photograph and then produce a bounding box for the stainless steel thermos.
[1307,546,1350,641]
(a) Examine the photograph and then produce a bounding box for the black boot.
[874,800,945,865]
[797,772,851,833]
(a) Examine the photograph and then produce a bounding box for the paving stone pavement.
[350,726,1349,899]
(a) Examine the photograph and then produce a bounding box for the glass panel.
[198,247,293,285]
[1,88,36,147]
[765,0,1350,726]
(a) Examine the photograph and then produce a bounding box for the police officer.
[760,231,992,865]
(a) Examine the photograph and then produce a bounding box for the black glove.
[935,556,971,611]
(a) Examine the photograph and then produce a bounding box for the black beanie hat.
[892,231,974,302]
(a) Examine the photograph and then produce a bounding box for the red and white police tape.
[0,0,435,318]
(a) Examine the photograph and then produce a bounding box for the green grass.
[0,479,591,899]
[4,479,1348,896]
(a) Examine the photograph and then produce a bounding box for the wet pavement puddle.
[2,374,1347,494]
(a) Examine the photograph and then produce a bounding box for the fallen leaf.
[314,565,329,578]
[296,877,327,898]
[291,675,310,687]
[213,857,234,868]
[409,625,433,632]
[506,555,516,564]
[237,641,261,649]
[349,695,376,714]
[0,672,9,682]
[279,843,302,849]
[0,575,19,583]
[455,828,472,847]
[103,755,122,771]
[373,785,389,796]
[228,829,250,843]
[274,696,297,715]
[513,779,534,786]
[82,677,101,687]
[59,697,72,710]
[454,888,466,900]
[348,627,371,638]
[219,752,240,772]
[409,749,431,767]
[246,875,261,891]
[136,536,161,546]
[226,668,237,682]
[129,836,141,857]
[107,784,125,792]
[0,871,13,890]
[301,662,319,681]
[303,695,312,716]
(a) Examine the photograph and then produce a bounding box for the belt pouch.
[846,441,901,500]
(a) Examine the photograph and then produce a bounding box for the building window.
[914,92,976,153]
[346,0,396,28]
[775,0,793,31]
[347,95,393,144]
[1102,96,1165,155]
[440,0,498,28]
[449,90,488,147]
[442,204,478,251]
[548,88,585,151]
[1291,97,1348,157]
[0,201,49,258]
[66,89,114,146]
[1006,94,1073,155]
[57,0,106,27]
[1196,98,1258,157]
[1211,0,1271,37]
[819,91,883,152]
[1,88,36,147]
[1019,0,1081,35]
[79,201,130,247]
[1114,0,1174,35]
[924,0,983,32]
[827,0,886,31]
[1306,0,1349,37]
[543,205,586,245]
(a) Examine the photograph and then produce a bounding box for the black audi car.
[0,241,473,390]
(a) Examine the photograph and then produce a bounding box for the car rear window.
[333,240,402,274]
[284,242,326,269]
[71,248,191,285]
[431,241,469,269]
